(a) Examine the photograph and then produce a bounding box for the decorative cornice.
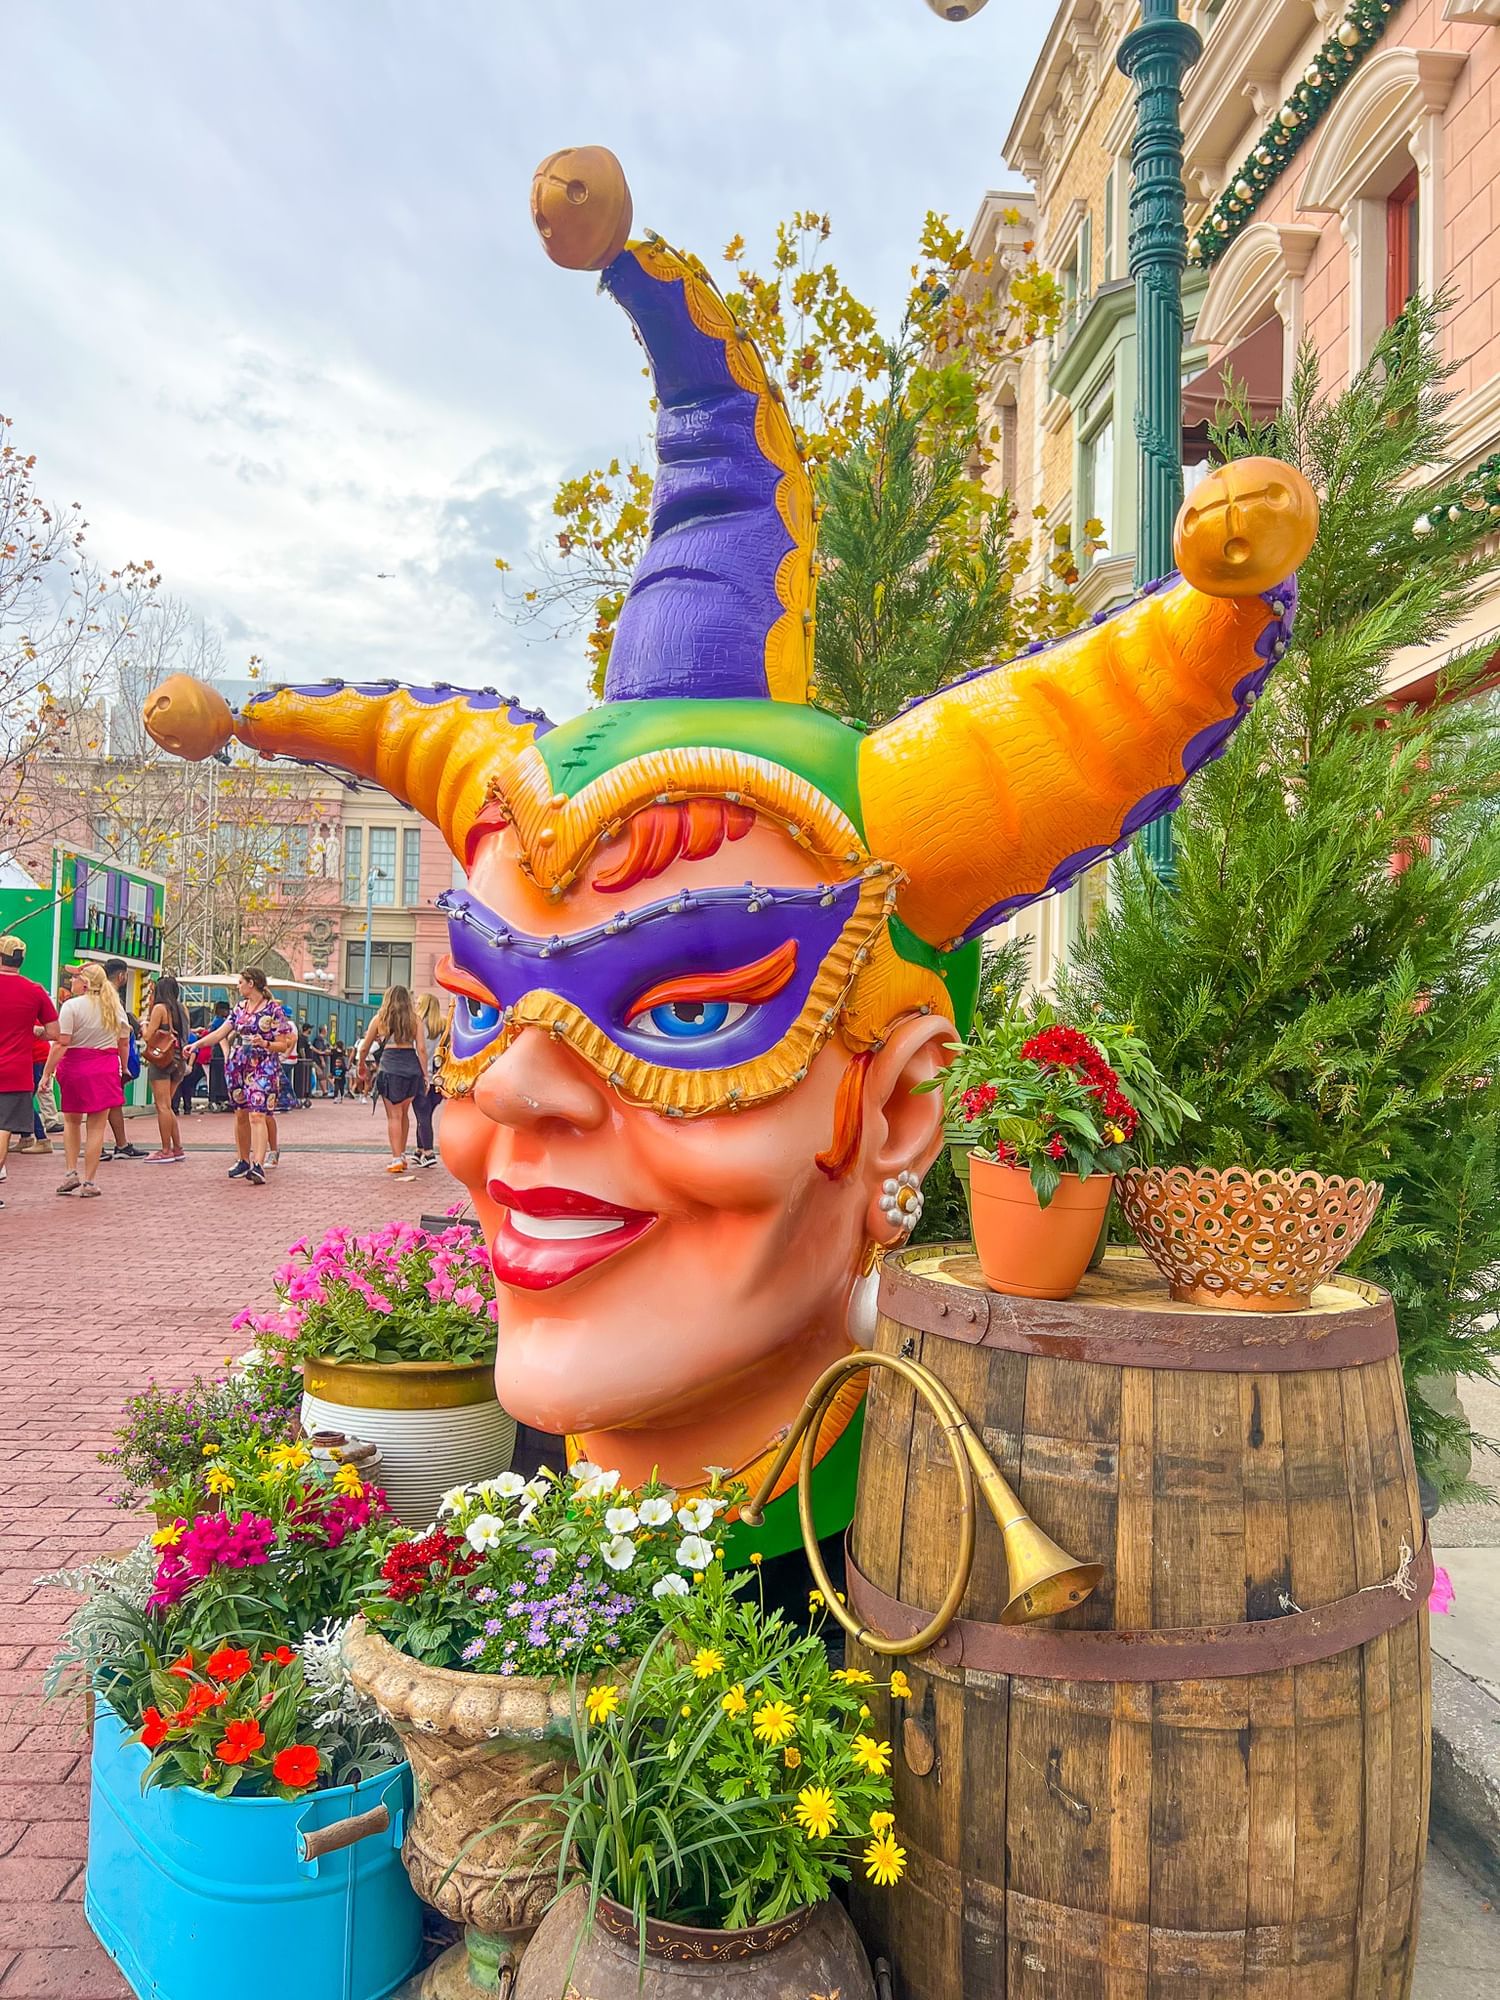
[1194,222,1322,347]
[1296,48,1468,211]
[1442,0,1500,20]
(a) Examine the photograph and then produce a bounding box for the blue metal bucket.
[85,1704,424,2000]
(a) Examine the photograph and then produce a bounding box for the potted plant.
[345,1463,738,1998]
[99,1356,302,1518]
[512,1565,900,2000]
[941,1015,1195,1299]
[248,1218,514,1526]
[44,1466,420,2000]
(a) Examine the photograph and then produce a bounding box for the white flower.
[675,1534,714,1572]
[604,1506,639,1535]
[652,1573,691,1599]
[578,1468,621,1500]
[637,1496,674,1528]
[523,1478,548,1501]
[601,1534,637,1572]
[464,1513,505,1553]
[492,1472,526,1500]
[517,1501,538,1527]
[676,1498,719,1534]
[437,1485,471,1517]
[569,1459,602,1483]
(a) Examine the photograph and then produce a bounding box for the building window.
[284,824,309,877]
[368,828,396,905]
[343,826,362,904]
[1081,413,1114,556]
[1385,169,1418,326]
[345,938,412,998]
[1102,172,1115,284]
[402,827,421,907]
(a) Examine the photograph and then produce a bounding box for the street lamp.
[361,866,386,1004]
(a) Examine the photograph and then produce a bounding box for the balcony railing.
[74,912,163,964]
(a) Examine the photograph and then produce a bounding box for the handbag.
[144,1023,181,1069]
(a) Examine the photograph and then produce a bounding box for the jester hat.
[143,147,1318,1118]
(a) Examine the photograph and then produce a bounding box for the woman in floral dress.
[186,968,293,1186]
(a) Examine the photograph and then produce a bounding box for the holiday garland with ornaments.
[1193,0,1395,267]
[1412,451,1500,544]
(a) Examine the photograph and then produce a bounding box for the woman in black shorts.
[355,985,427,1178]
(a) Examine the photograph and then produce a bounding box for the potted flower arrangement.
[344,1463,737,1999]
[45,1446,420,2000]
[512,1565,900,2000]
[248,1218,514,1526]
[942,1014,1195,1300]
[100,1356,302,1516]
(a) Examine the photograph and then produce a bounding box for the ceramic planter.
[85,1701,421,2000]
[969,1154,1114,1300]
[343,1620,582,1998]
[514,1883,875,2000]
[300,1355,515,1528]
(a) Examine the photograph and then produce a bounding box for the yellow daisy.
[793,1785,839,1840]
[851,1734,892,1777]
[204,1466,235,1497]
[864,1831,906,1886]
[267,1443,312,1472]
[199,1441,222,1458]
[869,1811,895,1835]
[888,1670,912,1700]
[751,1699,797,1747]
[832,1668,873,1685]
[748,1552,763,1566]
[808,1589,825,1610]
[680,1704,693,1718]
[783,1746,802,1769]
[332,1464,364,1497]
[690,1648,725,1680]
[584,1684,620,1725]
[721,1685,748,1717]
[151,1520,184,1548]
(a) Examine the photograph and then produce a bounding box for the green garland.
[1193,0,1395,268]
[1412,452,1500,545]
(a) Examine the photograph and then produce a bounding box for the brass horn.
[740,1349,1103,1656]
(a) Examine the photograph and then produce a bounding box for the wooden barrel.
[846,1244,1430,2000]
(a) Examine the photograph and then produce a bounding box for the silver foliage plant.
[298,1619,402,1782]
[38,1540,157,1703]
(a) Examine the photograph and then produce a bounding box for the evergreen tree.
[1067,299,1500,1483]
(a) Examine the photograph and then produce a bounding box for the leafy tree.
[1065,297,1500,1484]
[501,211,1091,712]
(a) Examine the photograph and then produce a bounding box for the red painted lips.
[485,1179,656,1291]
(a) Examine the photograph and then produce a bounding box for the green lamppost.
[1118,0,1201,875]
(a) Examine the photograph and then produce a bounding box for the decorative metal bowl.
[1118,1166,1384,1312]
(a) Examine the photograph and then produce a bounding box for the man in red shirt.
[0,935,59,1208]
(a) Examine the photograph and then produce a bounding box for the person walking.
[40,963,128,1198]
[0,936,60,1208]
[141,974,192,1162]
[329,1038,348,1100]
[101,958,146,1161]
[186,968,292,1186]
[355,985,427,1176]
[413,991,446,1168]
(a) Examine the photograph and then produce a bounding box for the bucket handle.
[298,1801,390,1863]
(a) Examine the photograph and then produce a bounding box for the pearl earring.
[879,1170,924,1237]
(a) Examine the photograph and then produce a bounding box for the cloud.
[1,0,1053,720]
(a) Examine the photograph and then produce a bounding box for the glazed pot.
[968,1155,1114,1300]
[513,1882,875,2000]
[342,1621,581,1997]
[300,1355,515,1528]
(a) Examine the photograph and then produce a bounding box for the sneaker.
[43,1116,63,1134]
[16,1137,51,1154]
[245,1163,266,1186]
[385,1158,410,1177]
[116,1143,147,1160]
[416,1151,438,1169]
[169,1148,187,1162]
[266,1150,280,1168]
[56,1172,80,1195]
[144,1149,176,1163]
[79,1181,101,1198]
[0,1166,6,1182]
[227,1160,251,1180]
[99,1148,116,1163]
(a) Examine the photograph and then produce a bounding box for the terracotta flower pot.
[342,1621,580,1996]
[968,1155,1114,1300]
[513,1882,875,2000]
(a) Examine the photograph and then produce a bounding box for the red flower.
[205,1646,253,1684]
[1047,1133,1068,1161]
[272,1744,320,1789]
[166,1649,196,1679]
[214,1717,266,1765]
[172,1683,228,1725]
[139,1706,169,1751]
[960,1082,998,1123]
[262,1645,298,1666]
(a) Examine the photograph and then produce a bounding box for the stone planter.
[513,1883,875,2000]
[343,1621,580,1997]
[300,1356,515,1529]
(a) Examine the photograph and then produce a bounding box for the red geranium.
[272,1744,320,1789]
[166,1649,196,1679]
[380,1526,479,1602]
[139,1705,169,1751]
[205,1645,253,1684]
[262,1645,298,1666]
[215,1717,266,1765]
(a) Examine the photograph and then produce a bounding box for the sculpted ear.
[858,1014,956,1245]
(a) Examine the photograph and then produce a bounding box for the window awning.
[1182,316,1284,454]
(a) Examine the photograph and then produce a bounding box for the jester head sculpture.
[144,148,1317,1554]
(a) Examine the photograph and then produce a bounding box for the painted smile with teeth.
[486,1178,656,1291]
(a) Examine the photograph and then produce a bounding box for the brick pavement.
[0,1098,466,1998]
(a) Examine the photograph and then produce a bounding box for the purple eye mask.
[438,876,874,1071]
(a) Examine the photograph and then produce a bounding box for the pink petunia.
[1429,1565,1455,1616]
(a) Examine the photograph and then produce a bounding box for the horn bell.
[964,1433,1105,1625]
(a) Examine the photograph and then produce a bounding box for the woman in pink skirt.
[38,964,128,1197]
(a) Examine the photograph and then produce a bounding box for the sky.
[2,0,1052,722]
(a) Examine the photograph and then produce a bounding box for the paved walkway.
[0,1099,465,1999]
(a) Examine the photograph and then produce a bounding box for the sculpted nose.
[471,1027,609,1132]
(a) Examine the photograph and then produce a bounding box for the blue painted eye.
[637,999,748,1041]
[462,995,503,1036]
